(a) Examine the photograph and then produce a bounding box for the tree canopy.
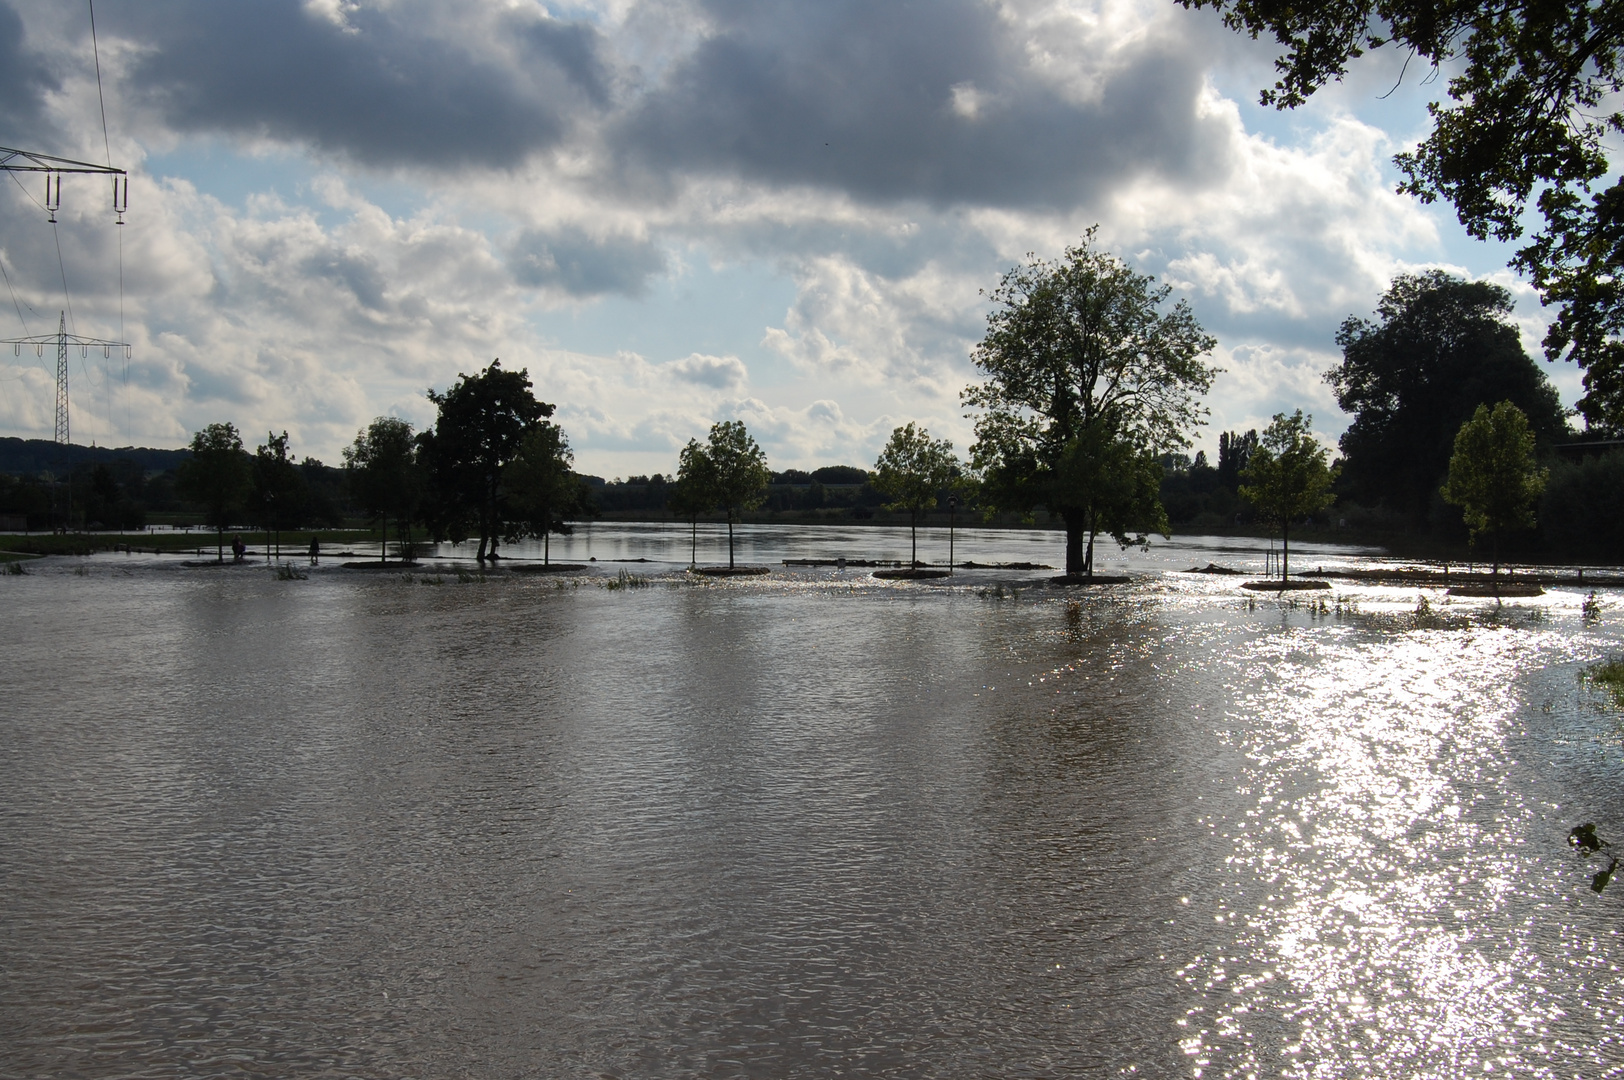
[1441,400,1548,576]
[250,431,307,560]
[1239,410,1338,581]
[1181,0,1624,432]
[1329,271,1566,524]
[503,422,591,565]
[872,423,960,568]
[704,420,770,569]
[419,360,553,560]
[345,417,421,564]
[964,233,1217,576]
[176,422,250,563]
[670,438,719,568]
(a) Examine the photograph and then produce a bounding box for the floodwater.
[3,523,1623,1078]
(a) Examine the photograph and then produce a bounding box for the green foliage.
[873,423,959,566]
[1182,0,1624,431]
[176,422,251,562]
[703,420,770,569]
[964,231,1217,576]
[1539,450,1624,563]
[1056,418,1169,576]
[1441,401,1548,570]
[503,422,592,564]
[420,360,553,559]
[251,431,309,548]
[1240,410,1338,580]
[670,438,719,567]
[1329,272,1566,523]
[344,417,421,563]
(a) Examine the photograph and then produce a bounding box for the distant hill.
[0,437,190,476]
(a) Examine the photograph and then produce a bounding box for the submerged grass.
[1590,659,1624,708]
[605,569,651,590]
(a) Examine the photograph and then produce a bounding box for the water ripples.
[2,545,1622,1076]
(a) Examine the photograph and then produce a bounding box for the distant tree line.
[6,242,1623,570]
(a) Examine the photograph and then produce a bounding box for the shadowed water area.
[3,525,1624,1077]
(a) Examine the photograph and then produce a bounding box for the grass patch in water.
[1589,659,1624,707]
[605,569,651,590]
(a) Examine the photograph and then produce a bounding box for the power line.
[89,0,128,443]
[89,1,113,171]
[0,250,32,337]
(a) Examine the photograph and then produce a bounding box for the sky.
[0,0,1584,479]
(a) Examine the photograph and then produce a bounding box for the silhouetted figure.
[231,534,245,563]
[308,536,320,565]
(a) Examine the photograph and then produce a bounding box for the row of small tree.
[177,360,586,564]
[175,236,1553,577]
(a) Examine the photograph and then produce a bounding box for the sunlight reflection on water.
[2,528,1622,1077]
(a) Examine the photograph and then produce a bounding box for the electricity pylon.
[3,312,131,445]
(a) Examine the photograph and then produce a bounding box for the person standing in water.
[308,535,320,565]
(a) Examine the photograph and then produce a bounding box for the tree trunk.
[544,524,550,566]
[1084,507,1096,581]
[1062,510,1084,576]
[728,512,736,569]
[217,524,224,564]
[380,516,388,563]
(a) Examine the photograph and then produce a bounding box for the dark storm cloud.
[0,4,57,146]
[615,0,1232,208]
[509,226,668,297]
[103,1,609,168]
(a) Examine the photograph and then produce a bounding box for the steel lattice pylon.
[54,313,69,444]
[3,313,130,446]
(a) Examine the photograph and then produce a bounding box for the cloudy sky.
[0,0,1579,477]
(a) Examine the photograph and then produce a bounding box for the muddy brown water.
[3,525,1623,1077]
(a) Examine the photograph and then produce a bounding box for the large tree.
[1239,410,1338,581]
[964,234,1218,577]
[502,422,592,565]
[250,431,308,562]
[872,423,959,568]
[704,420,770,569]
[176,422,251,564]
[1329,271,1566,525]
[419,360,553,561]
[1441,400,1548,580]
[345,417,421,564]
[1181,0,1624,432]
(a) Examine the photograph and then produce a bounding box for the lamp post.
[948,493,957,576]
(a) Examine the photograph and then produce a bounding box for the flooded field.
[3,524,1623,1077]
